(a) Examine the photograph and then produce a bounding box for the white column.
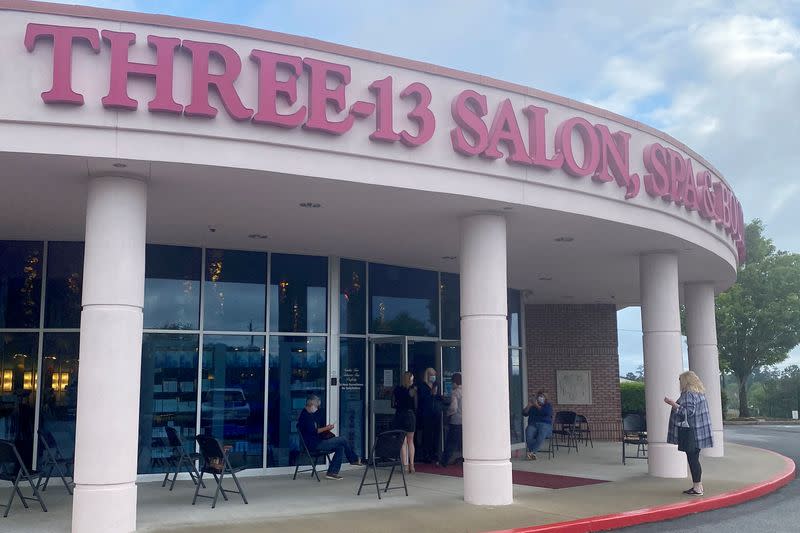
[72,176,147,533]
[640,252,686,478]
[685,282,724,457]
[459,214,512,505]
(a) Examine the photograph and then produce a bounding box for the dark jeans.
[526,422,552,453]
[440,424,462,466]
[686,449,702,483]
[315,436,358,475]
[418,414,441,463]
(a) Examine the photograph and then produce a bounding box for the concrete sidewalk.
[1,442,792,533]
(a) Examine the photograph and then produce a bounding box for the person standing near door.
[392,371,417,473]
[416,367,442,464]
[439,372,462,467]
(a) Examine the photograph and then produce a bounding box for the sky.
[45,0,800,374]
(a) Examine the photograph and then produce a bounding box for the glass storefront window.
[38,333,79,465]
[267,336,326,467]
[45,242,84,329]
[508,289,522,347]
[441,345,461,397]
[509,348,524,444]
[440,273,460,340]
[339,259,366,335]
[338,338,366,460]
[204,249,266,332]
[138,333,199,474]
[369,263,438,337]
[0,332,38,468]
[201,335,266,469]
[0,241,43,329]
[269,254,327,333]
[144,245,201,330]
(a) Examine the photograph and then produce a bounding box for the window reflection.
[38,333,79,466]
[138,333,199,474]
[339,259,366,334]
[369,264,438,336]
[0,333,38,468]
[204,249,266,332]
[508,289,522,347]
[509,348,523,444]
[201,335,265,469]
[339,338,365,459]
[441,273,460,340]
[0,241,43,329]
[45,242,84,329]
[269,254,327,333]
[144,245,201,330]
[267,336,326,467]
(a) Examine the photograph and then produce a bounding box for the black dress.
[393,386,416,433]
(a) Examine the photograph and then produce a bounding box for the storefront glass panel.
[269,254,327,333]
[38,333,79,466]
[369,263,438,337]
[0,332,38,468]
[44,242,84,329]
[440,273,460,340]
[267,336,327,467]
[338,337,366,460]
[339,259,366,335]
[509,348,524,444]
[204,249,267,332]
[201,335,266,469]
[144,245,201,330]
[138,333,199,474]
[508,289,522,348]
[0,241,43,329]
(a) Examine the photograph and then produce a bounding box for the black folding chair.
[191,435,248,509]
[162,426,205,491]
[551,411,579,454]
[37,429,74,494]
[0,440,47,518]
[293,424,331,482]
[622,414,648,464]
[357,429,408,500]
[574,414,594,448]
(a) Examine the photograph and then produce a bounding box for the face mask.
[430,376,437,384]
[537,396,545,404]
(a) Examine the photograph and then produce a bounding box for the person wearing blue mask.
[416,367,442,464]
[523,390,553,460]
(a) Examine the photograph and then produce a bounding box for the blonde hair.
[679,371,705,394]
[402,371,414,388]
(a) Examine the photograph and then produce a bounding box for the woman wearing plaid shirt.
[664,371,713,496]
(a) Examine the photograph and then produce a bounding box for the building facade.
[0,1,739,532]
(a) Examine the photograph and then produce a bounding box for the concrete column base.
[648,443,687,478]
[73,482,137,533]
[464,459,513,505]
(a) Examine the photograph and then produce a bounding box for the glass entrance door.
[368,337,406,447]
[438,342,461,398]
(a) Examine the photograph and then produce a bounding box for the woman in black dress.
[393,371,417,473]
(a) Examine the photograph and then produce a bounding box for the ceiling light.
[248,234,268,240]
[538,276,553,281]
[503,206,513,211]
[554,236,574,242]
[112,162,127,168]
[299,202,322,208]
[441,256,457,260]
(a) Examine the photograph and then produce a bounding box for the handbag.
[677,414,696,452]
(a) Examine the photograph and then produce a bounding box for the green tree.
[716,220,800,417]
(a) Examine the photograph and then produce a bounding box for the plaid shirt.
[666,391,714,449]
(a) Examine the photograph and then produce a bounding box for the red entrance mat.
[413,463,608,489]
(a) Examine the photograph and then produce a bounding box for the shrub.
[621,381,646,415]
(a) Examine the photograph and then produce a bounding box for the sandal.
[685,488,704,496]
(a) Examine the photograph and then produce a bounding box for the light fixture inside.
[538,276,553,281]
[502,206,513,211]
[248,234,268,240]
[299,202,322,208]
[112,162,127,168]
[554,236,574,242]
[441,255,457,260]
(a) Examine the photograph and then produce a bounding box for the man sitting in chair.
[298,395,363,480]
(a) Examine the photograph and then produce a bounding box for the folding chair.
[192,435,248,508]
[293,424,331,482]
[622,414,648,465]
[357,429,408,500]
[37,429,74,494]
[162,426,205,491]
[574,414,594,448]
[552,411,579,454]
[0,440,47,518]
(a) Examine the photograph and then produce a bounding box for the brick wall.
[525,304,621,440]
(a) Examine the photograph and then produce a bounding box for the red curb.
[487,446,796,533]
